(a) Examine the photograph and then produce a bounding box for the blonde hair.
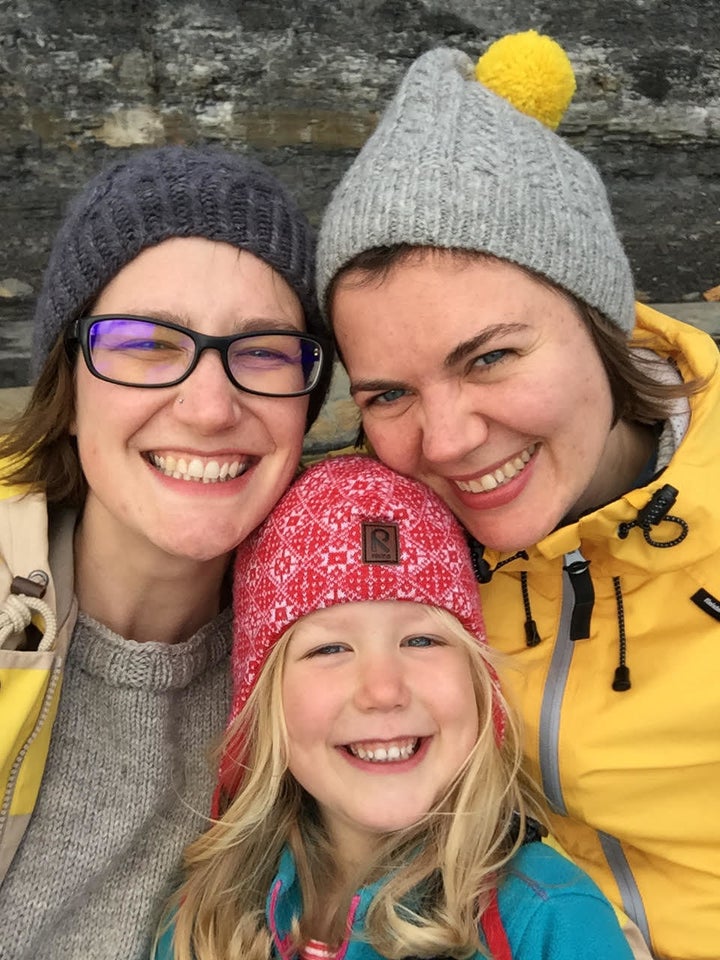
[166,607,541,960]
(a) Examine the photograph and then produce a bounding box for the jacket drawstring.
[468,536,527,584]
[611,576,631,691]
[612,484,688,691]
[471,483,689,691]
[521,572,541,647]
[0,572,56,653]
[617,484,688,547]
[467,538,539,647]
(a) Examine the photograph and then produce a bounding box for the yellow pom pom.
[475,30,576,130]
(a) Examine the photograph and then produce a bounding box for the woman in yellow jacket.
[0,146,331,960]
[316,31,719,960]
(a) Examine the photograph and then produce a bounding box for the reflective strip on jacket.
[479,305,720,959]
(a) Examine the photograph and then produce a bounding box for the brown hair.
[0,337,85,506]
[327,244,704,425]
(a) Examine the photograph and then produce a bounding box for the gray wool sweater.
[0,607,232,960]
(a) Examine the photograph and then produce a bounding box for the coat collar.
[266,847,384,960]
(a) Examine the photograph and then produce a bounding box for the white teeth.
[148,453,248,483]
[203,461,220,483]
[347,738,419,763]
[455,444,536,494]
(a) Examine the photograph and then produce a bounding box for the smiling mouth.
[146,453,252,483]
[345,737,421,763]
[454,443,536,493]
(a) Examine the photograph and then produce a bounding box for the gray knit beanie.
[317,34,636,333]
[32,145,330,426]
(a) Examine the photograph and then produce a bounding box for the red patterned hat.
[215,455,494,813]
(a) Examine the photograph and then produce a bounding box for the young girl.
[157,455,633,960]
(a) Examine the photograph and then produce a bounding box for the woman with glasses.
[0,146,331,960]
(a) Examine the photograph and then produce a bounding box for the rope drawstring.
[612,484,689,691]
[0,572,57,652]
[467,537,538,647]
[521,572,541,646]
[618,483,688,547]
[468,536,527,584]
[611,576,631,691]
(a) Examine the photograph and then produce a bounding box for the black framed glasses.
[66,315,327,397]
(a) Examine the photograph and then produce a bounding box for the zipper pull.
[563,549,594,641]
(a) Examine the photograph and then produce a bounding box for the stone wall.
[1,0,719,397]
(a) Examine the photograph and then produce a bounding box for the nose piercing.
[176,397,185,405]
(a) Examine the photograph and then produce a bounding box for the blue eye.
[404,635,440,648]
[307,643,349,657]
[370,387,409,406]
[474,349,509,367]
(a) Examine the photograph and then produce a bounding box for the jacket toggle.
[0,570,56,652]
[470,483,690,694]
[617,484,688,548]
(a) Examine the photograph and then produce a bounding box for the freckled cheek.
[363,419,417,472]
[568,376,614,455]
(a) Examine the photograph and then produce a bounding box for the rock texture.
[1,0,719,416]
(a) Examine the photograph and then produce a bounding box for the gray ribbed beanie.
[32,146,330,424]
[317,39,636,332]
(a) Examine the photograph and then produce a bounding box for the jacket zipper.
[598,832,654,953]
[537,550,654,954]
[538,551,580,814]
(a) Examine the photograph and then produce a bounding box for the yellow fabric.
[481,305,720,959]
[0,657,62,815]
[0,480,72,881]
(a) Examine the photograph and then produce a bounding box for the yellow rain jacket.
[479,306,720,959]
[0,481,77,881]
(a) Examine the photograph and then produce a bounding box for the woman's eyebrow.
[350,377,409,397]
[115,311,301,333]
[350,322,530,393]
[444,323,529,367]
[230,317,304,334]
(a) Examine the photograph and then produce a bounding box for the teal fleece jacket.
[156,841,633,959]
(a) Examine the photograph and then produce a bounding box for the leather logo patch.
[691,588,720,623]
[362,522,400,564]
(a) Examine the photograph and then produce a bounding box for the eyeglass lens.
[87,318,321,395]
